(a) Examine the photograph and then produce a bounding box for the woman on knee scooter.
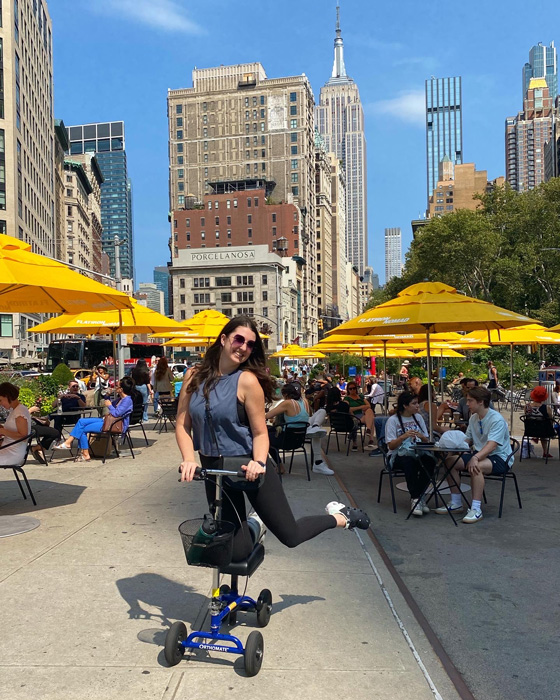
[177,315,370,562]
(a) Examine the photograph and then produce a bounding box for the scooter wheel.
[164,621,187,666]
[256,588,272,627]
[219,584,231,595]
[244,630,264,677]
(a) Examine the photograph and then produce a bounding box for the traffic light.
[318,319,324,330]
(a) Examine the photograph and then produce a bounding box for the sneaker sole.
[463,515,483,524]
[434,508,464,515]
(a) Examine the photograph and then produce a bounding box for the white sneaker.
[434,502,464,515]
[411,499,423,517]
[312,461,334,475]
[462,508,483,524]
[418,498,431,514]
[247,512,266,544]
[306,425,327,436]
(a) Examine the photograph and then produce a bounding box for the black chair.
[0,433,37,505]
[459,438,521,518]
[376,442,407,514]
[87,412,134,464]
[519,414,558,464]
[153,398,178,434]
[325,412,364,455]
[279,423,310,481]
[128,404,149,446]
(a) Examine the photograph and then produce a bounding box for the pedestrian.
[177,315,370,563]
[131,359,152,422]
[487,361,498,389]
[152,357,174,414]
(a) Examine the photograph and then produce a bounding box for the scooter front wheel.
[164,621,187,666]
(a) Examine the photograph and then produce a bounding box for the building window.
[291,133,297,143]
[236,291,254,302]
[176,143,183,153]
[215,230,220,239]
[178,182,184,191]
[291,173,298,183]
[180,310,186,320]
[178,169,184,178]
[236,275,254,286]
[291,145,298,155]
[176,104,183,114]
[262,307,268,317]
[216,276,231,287]
[233,199,238,208]
[262,275,267,285]
[272,227,277,236]
[176,117,183,127]
[292,186,299,196]
[186,218,190,226]
[248,228,252,238]
[248,214,252,224]
[290,105,297,116]
[176,130,183,139]
[221,292,232,303]
[247,198,251,208]
[201,217,205,225]
[67,205,72,216]
[177,156,183,165]
[272,213,276,223]
[0,314,13,337]
[262,291,268,301]
[180,278,185,288]
[180,294,185,304]
[290,92,297,102]
[254,198,259,207]
[201,232,205,239]
[291,159,298,169]
[186,233,190,241]
[215,216,219,225]
[226,200,231,209]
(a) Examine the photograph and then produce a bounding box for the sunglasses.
[348,386,358,391]
[231,334,256,351]
[70,385,79,389]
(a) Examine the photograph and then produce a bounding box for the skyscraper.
[67,122,134,283]
[153,265,170,316]
[385,228,402,282]
[316,5,367,275]
[523,42,557,101]
[425,77,463,204]
[0,0,56,360]
[506,78,555,191]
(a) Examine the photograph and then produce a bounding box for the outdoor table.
[406,444,475,526]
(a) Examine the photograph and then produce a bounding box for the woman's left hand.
[104,399,112,407]
[242,459,266,481]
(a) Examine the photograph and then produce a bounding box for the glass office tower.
[67,121,134,283]
[425,77,463,205]
[523,42,557,101]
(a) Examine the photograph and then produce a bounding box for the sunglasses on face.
[70,385,79,389]
[348,386,358,391]
[231,334,256,351]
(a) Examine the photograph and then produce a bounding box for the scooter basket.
[179,519,235,568]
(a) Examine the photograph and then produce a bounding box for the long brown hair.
[187,315,274,402]
[155,356,169,380]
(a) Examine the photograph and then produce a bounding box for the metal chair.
[519,414,558,464]
[153,397,178,433]
[376,442,406,514]
[0,433,37,505]
[279,423,310,481]
[325,412,364,455]
[87,412,134,464]
[128,404,149,446]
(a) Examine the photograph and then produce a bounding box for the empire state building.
[315,5,368,275]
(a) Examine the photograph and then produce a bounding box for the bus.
[45,339,164,372]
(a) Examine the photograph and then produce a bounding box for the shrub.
[51,363,73,387]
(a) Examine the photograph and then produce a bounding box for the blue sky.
[50,0,557,285]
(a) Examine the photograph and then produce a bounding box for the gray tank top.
[189,369,253,457]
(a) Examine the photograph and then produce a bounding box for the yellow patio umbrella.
[29,301,184,379]
[270,344,326,359]
[150,310,229,342]
[0,233,133,312]
[329,282,538,434]
[463,324,560,428]
[163,337,211,348]
[415,348,465,358]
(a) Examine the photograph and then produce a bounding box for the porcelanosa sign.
[188,250,256,263]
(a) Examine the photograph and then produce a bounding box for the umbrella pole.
[112,334,117,399]
[361,348,364,385]
[426,328,433,438]
[383,340,388,414]
[510,343,514,432]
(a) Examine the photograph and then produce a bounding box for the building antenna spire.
[331,2,347,79]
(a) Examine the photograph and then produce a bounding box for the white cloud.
[368,89,425,126]
[93,0,203,34]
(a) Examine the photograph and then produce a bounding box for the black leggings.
[392,454,436,500]
[201,454,336,561]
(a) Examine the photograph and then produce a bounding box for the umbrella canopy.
[414,348,465,358]
[330,282,537,336]
[0,234,133,313]
[311,345,416,358]
[163,337,211,347]
[270,344,326,359]
[28,301,184,335]
[150,309,229,340]
[322,331,466,344]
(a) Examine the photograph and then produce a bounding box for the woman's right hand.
[179,460,199,482]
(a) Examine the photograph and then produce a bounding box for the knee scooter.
[165,466,272,676]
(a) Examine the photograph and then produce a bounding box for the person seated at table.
[28,407,61,464]
[0,382,32,465]
[525,386,554,459]
[365,376,385,414]
[436,386,512,523]
[336,376,348,395]
[344,381,375,450]
[456,378,494,423]
[551,380,560,415]
[53,376,134,462]
[417,384,452,438]
[408,376,423,396]
[385,391,434,517]
[265,381,310,475]
[451,372,464,386]
[51,380,87,434]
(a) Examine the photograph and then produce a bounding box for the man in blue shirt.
[435,386,512,523]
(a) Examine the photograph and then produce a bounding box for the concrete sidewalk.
[0,428,460,700]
